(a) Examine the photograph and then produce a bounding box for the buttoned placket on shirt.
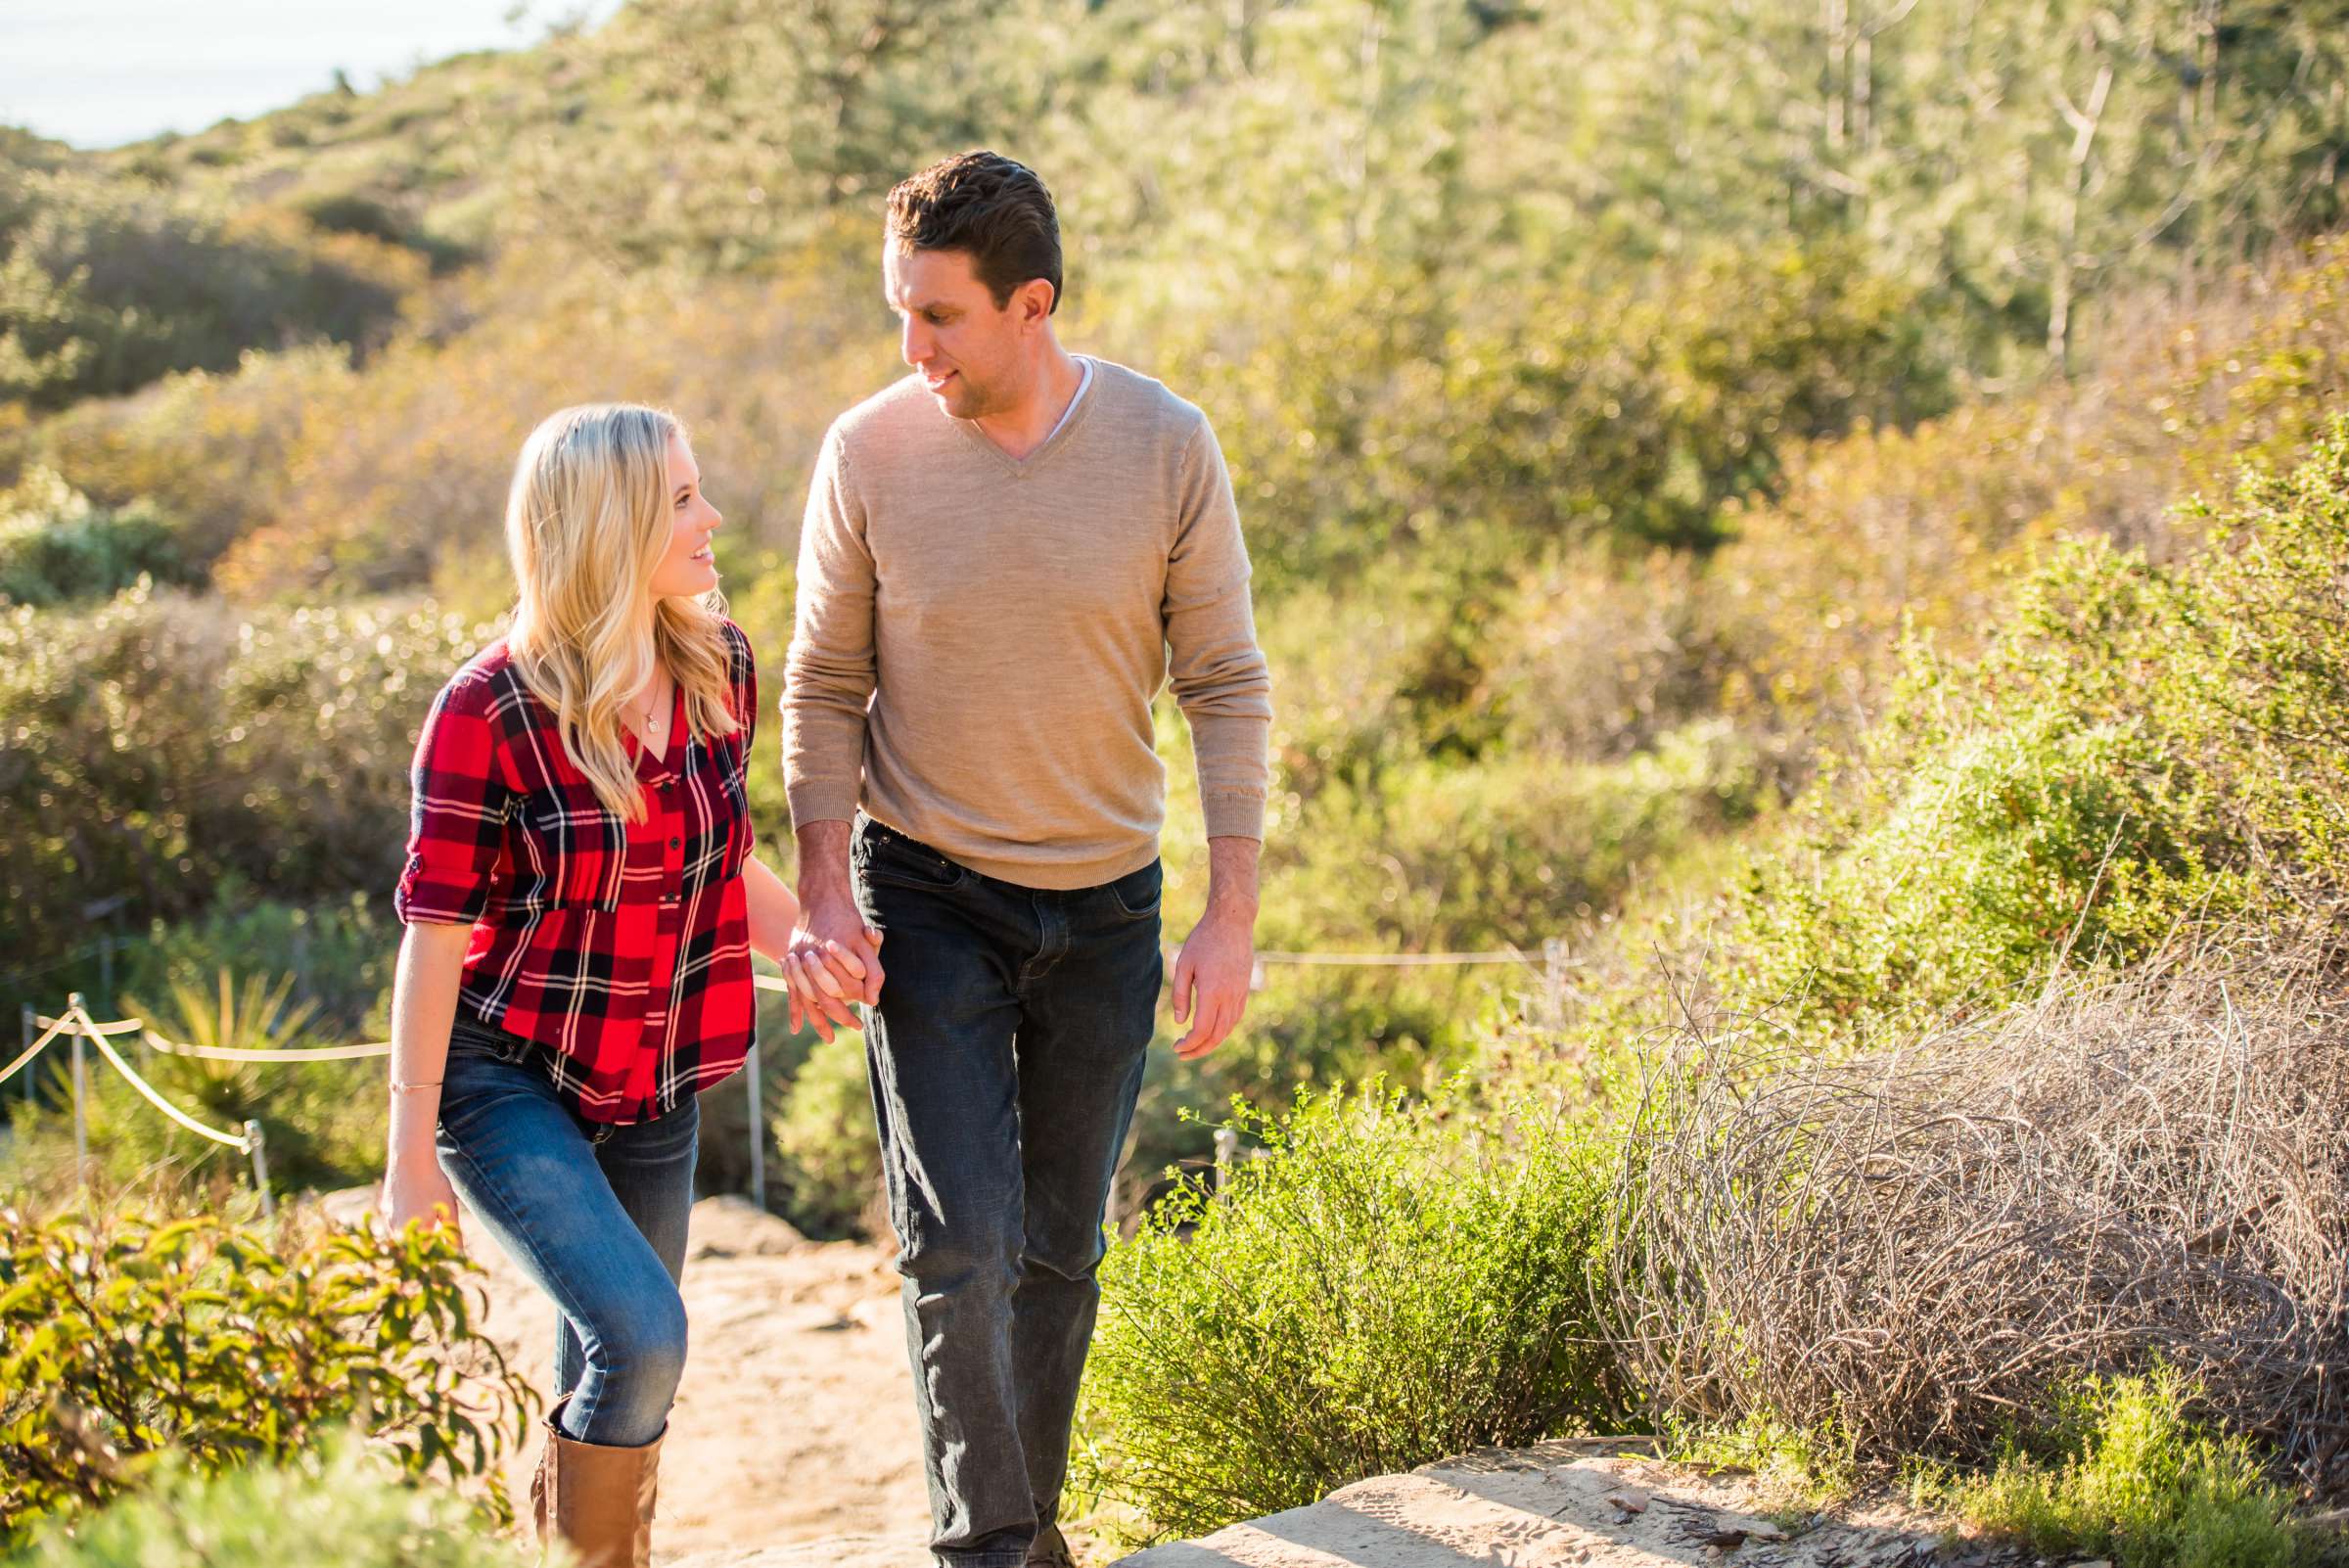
[624,679,690,1102]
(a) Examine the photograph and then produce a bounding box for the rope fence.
[143,1034,392,1063]
[7,995,276,1214]
[11,942,1562,1217]
[1253,948,1534,967]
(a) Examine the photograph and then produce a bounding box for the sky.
[0,1,627,150]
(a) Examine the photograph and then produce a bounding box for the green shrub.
[1924,1369,2315,1568]
[0,909,399,1211]
[114,892,400,1038]
[1160,239,1946,597]
[15,342,356,576]
[1078,1083,1631,1544]
[1724,416,2349,1038]
[0,169,414,409]
[0,585,489,983]
[0,469,193,606]
[771,1029,881,1240]
[7,1434,550,1568]
[0,1204,536,1546]
[98,967,390,1193]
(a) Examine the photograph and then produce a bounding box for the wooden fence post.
[244,1119,274,1217]
[67,992,88,1182]
[745,1041,766,1212]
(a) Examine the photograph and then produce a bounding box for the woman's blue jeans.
[433,1014,698,1449]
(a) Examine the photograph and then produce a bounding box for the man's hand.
[1171,835,1261,1060]
[791,820,886,1041]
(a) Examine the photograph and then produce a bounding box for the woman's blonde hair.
[504,402,739,823]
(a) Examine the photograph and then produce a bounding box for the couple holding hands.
[377,150,1271,1568]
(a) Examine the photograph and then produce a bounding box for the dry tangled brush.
[1608,945,2349,1490]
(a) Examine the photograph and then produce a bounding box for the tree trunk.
[2049,50,2115,376]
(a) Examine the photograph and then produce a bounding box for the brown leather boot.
[530,1396,664,1568]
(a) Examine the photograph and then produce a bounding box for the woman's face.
[647,431,722,599]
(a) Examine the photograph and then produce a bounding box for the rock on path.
[1109,1443,1992,1568]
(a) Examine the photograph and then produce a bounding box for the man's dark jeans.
[852,813,1162,1568]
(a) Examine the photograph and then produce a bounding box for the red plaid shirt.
[394,621,758,1124]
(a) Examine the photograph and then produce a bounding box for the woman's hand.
[785,935,869,1042]
[381,1156,464,1245]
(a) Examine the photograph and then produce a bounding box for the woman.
[379,403,852,1568]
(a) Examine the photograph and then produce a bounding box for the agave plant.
[123,967,322,1105]
[86,968,384,1193]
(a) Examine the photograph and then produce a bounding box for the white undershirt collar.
[1044,356,1093,445]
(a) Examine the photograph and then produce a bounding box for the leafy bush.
[1198,715,1764,1096]
[7,1434,551,1568]
[114,892,401,1038]
[13,343,356,576]
[96,968,390,1193]
[770,1029,882,1240]
[1154,240,1946,599]
[0,585,488,982]
[1725,416,2349,1037]
[0,1203,536,1545]
[0,170,416,409]
[1078,1084,1631,1544]
[0,468,194,606]
[1924,1369,2315,1568]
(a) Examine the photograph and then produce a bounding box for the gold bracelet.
[390,1080,443,1092]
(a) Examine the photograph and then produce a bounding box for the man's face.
[883,244,1028,420]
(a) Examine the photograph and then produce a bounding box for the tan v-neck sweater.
[781,357,1273,891]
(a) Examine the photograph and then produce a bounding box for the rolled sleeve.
[394,669,512,926]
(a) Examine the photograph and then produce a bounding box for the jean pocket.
[1108,859,1164,919]
[447,1015,529,1064]
[435,1051,550,1141]
[855,828,968,893]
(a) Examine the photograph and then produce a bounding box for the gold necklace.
[634,680,668,743]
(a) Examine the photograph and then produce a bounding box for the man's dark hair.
[886,151,1063,315]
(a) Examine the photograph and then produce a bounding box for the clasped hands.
[782,892,885,1041]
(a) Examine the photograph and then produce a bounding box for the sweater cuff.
[785,778,863,829]
[1202,789,1266,842]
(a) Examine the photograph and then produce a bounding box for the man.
[780,150,1272,1568]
